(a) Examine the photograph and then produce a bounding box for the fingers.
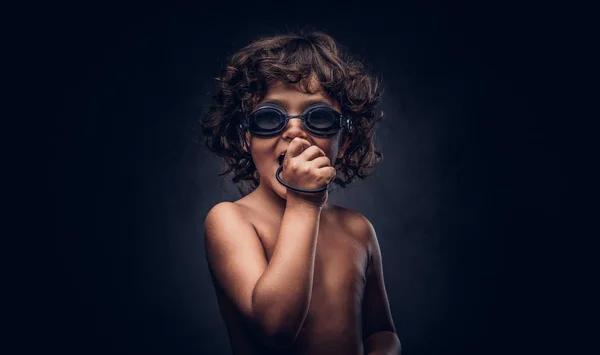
[285,138,331,168]
[286,138,329,164]
[311,156,332,169]
[281,137,336,190]
[298,145,327,162]
[318,166,337,184]
[286,138,312,159]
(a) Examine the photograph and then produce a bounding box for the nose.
[281,117,308,141]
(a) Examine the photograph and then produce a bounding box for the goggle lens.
[253,109,283,131]
[305,109,336,129]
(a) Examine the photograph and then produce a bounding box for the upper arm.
[360,216,397,339]
[204,202,268,320]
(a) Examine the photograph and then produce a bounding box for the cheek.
[314,134,342,160]
[249,138,277,165]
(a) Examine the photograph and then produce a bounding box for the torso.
[213,196,370,355]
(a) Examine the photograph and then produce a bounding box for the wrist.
[285,191,326,210]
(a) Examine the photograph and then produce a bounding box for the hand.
[279,138,336,207]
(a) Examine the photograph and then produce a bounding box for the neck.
[252,182,288,216]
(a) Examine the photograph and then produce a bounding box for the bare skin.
[204,77,400,354]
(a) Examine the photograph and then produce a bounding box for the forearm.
[251,194,322,343]
[365,331,401,355]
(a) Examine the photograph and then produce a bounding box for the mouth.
[278,153,285,166]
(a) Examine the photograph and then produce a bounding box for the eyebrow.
[260,98,334,112]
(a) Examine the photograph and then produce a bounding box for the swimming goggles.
[239,102,353,138]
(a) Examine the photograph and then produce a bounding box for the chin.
[272,181,288,200]
[268,164,288,199]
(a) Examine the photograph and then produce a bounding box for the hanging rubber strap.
[275,165,328,193]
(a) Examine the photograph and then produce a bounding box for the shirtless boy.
[201,30,401,354]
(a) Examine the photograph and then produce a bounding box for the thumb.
[286,137,311,158]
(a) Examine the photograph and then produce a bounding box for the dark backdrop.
[29,1,565,354]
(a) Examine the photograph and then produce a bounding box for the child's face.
[244,76,351,199]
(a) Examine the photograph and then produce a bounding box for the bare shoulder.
[204,199,256,225]
[326,204,378,254]
[204,201,245,230]
[203,201,258,250]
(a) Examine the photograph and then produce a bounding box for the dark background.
[22,1,568,354]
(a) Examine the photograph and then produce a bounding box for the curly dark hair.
[200,29,384,196]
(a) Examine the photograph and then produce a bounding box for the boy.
[200,30,400,354]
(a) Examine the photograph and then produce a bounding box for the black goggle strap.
[239,119,247,132]
[340,115,353,133]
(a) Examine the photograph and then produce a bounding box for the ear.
[337,131,354,159]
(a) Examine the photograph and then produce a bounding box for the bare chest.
[252,212,368,283]
[251,212,369,335]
